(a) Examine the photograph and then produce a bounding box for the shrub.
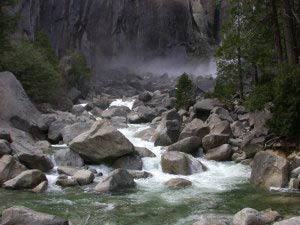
[175,73,195,110]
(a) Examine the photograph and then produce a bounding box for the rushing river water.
[1,100,300,225]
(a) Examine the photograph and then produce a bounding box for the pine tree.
[175,73,195,110]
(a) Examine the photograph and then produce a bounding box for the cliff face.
[17,0,227,76]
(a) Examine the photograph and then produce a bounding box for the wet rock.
[179,119,210,140]
[202,134,229,151]
[205,144,232,161]
[127,170,153,179]
[273,217,300,225]
[0,155,27,186]
[11,141,53,172]
[165,178,192,188]
[57,166,80,176]
[3,169,47,190]
[102,106,131,119]
[193,99,224,120]
[161,151,206,175]
[112,154,143,170]
[167,137,202,154]
[152,109,182,146]
[54,148,84,168]
[70,120,134,163]
[94,169,136,193]
[56,178,78,187]
[1,206,70,225]
[0,140,12,156]
[32,181,48,193]
[134,147,156,158]
[73,169,94,185]
[233,208,280,225]
[289,178,300,189]
[61,121,94,144]
[250,151,289,188]
[133,127,155,141]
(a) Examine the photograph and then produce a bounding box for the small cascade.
[109,99,135,110]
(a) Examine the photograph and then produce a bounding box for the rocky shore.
[0,71,299,224]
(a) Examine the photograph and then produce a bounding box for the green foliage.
[267,66,300,140]
[63,51,91,90]
[2,41,62,103]
[176,73,195,110]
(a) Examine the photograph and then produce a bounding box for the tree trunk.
[270,0,283,64]
[281,0,297,64]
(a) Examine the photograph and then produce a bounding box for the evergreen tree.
[175,73,195,110]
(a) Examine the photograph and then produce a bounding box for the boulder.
[34,141,50,153]
[152,109,182,146]
[54,149,84,167]
[0,155,27,185]
[128,106,157,123]
[56,178,78,187]
[61,121,94,144]
[1,206,70,225]
[167,137,202,154]
[127,170,153,179]
[291,167,300,178]
[71,104,85,116]
[231,121,245,138]
[273,217,300,225]
[205,144,232,161]
[57,166,80,176]
[161,151,206,175]
[250,151,289,188]
[32,181,48,193]
[92,96,112,110]
[202,134,230,151]
[211,107,233,122]
[210,121,232,136]
[90,107,103,117]
[3,169,47,190]
[242,143,264,159]
[134,127,155,141]
[289,178,300,189]
[233,208,280,225]
[165,178,192,188]
[179,119,210,140]
[139,91,152,102]
[0,72,41,134]
[70,121,134,163]
[102,106,131,119]
[11,141,53,172]
[94,169,136,193]
[72,169,94,185]
[193,99,224,120]
[67,87,82,103]
[249,109,272,135]
[110,116,128,128]
[112,154,143,170]
[0,140,12,156]
[134,147,156,158]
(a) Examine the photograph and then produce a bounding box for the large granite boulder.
[0,140,12,156]
[205,144,232,161]
[72,169,94,185]
[94,169,136,193]
[134,147,156,158]
[70,121,135,163]
[10,141,53,172]
[112,154,143,170]
[193,99,224,120]
[202,134,229,151]
[179,118,210,140]
[61,121,94,144]
[273,217,300,225]
[167,137,202,154]
[161,151,206,175]
[3,169,47,190]
[0,155,26,186]
[1,206,70,225]
[0,72,41,134]
[152,109,182,146]
[233,208,280,225]
[165,178,192,189]
[127,106,157,123]
[102,106,131,119]
[54,148,84,168]
[250,151,289,188]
